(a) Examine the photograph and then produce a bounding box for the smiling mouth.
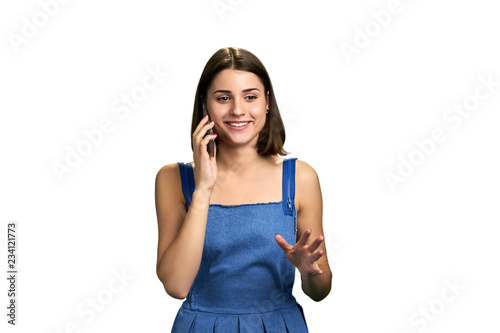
[225,121,249,127]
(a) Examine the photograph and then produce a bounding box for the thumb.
[275,233,292,252]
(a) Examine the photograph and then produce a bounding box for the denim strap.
[177,162,195,209]
[282,158,297,216]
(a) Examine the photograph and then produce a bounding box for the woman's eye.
[246,96,257,100]
[217,96,230,101]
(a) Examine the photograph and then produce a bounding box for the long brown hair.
[190,47,288,156]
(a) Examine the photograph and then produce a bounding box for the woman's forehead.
[208,69,264,93]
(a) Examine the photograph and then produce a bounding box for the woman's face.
[206,69,269,150]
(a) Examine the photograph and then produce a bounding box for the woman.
[155,47,331,332]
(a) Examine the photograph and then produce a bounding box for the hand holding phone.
[202,103,215,158]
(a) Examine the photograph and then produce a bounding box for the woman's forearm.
[156,189,211,299]
[301,265,332,302]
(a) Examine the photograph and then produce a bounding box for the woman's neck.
[215,142,271,175]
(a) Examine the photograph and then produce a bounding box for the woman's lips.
[224,121,250,130]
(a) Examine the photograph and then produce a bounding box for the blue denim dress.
[171,158,309,332]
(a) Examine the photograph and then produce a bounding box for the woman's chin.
[217,137,259,150]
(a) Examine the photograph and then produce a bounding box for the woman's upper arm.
[296,160,330,268]
[155,163,187,272]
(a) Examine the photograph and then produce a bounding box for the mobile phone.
[202,103,215,158]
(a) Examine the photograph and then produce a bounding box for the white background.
[1,0,499,332]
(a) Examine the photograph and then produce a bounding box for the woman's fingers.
[297,228,312,246]
[193,119,215,143]
[277,229,326,276]
[192,115,218,192]
[200,133,217,147]
[193,119,216,158]
[307,235,324,253]
[311,249,324,262]
[193,115,210,134]
[275,234,292,252]
[193,117,212,141]
[314,267,324,275]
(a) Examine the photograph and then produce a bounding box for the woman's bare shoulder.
[155,162,192,191]
[273,157,319,182]
[295,159,319,183]
[156,163,179,180]
[155,162,189,206]
[295,159,321,212]
[156,161,194,179]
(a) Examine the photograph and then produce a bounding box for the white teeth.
[228,122,248,127]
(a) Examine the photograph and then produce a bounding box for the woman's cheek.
[249,105,266,118]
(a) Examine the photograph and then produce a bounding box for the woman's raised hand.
[275,229,325,277]
[192,115,218,194]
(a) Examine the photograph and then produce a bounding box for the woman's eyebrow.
[212,88,260,94]
[242,88,260,93]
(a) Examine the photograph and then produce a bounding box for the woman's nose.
[230,99,245,116]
